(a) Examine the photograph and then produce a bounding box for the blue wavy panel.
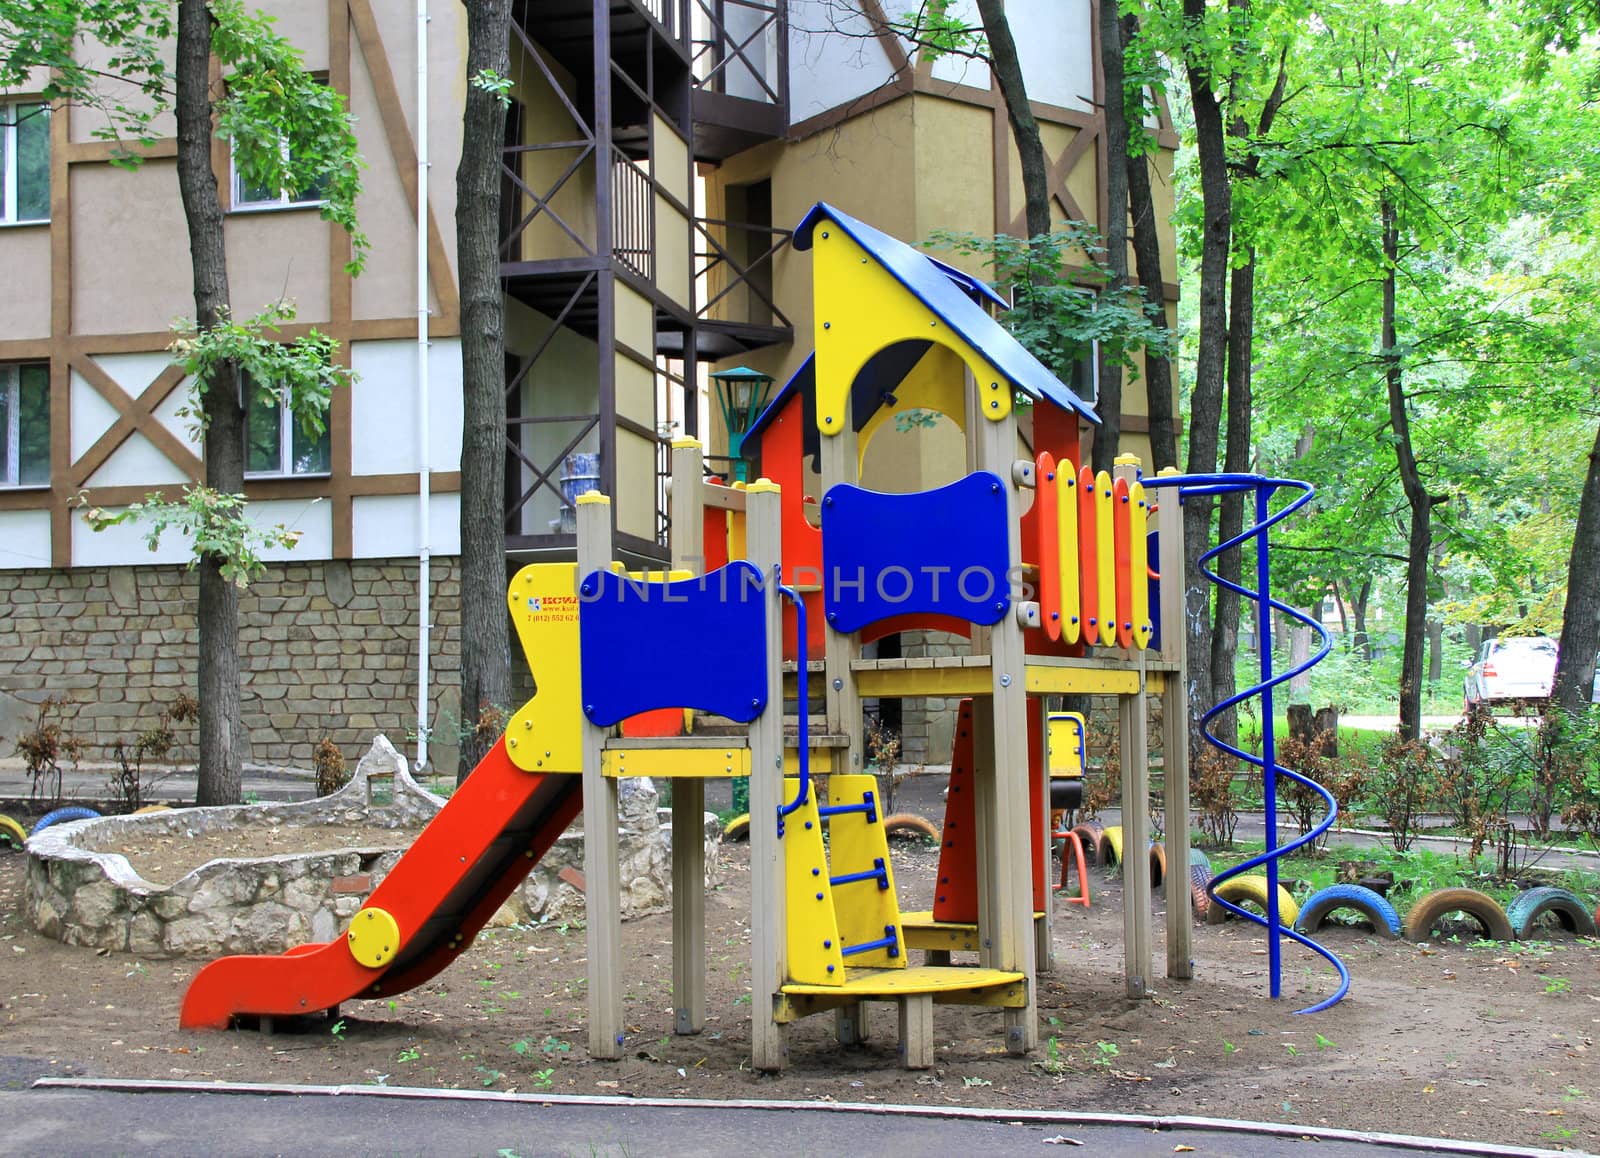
[820,472,1012,635]
[579,561,769,727]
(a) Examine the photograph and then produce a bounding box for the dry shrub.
[314,738,350,797]
[15,697,85,803]
[1191,746,1238,849]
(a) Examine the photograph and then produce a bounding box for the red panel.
[621,708,685,738]
[933,698,1048,924]
[933,701,977,923]
[1078,465,1099,640]
[1036,451,1061,642]
[1114,476,1133,649]
[702,508,729,572]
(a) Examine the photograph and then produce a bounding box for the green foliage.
[924,228,1172,389]
[0,0,174,152]
[890,1,983,65]
[0,0,367,269]
[76,486,305,587]
[470,68,514,107]
[171,300,348,444]
[209,0,367,271]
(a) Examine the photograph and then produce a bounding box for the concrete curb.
[31,1077,1583,1158]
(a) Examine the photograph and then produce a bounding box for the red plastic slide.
[179,738,582,1030]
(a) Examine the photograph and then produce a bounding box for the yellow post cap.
[1114,453,1144,466]
[671,437,702,450]
[576,491,610,506]
[746,478,782,494]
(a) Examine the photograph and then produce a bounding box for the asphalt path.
[0,1080,1581,1158]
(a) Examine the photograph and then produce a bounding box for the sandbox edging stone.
[25,736,721,958]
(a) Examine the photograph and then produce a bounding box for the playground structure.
[177,202,1351,1066]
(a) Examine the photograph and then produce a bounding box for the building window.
[0,363,51,487]
[245,383,331,477]
[1,101,50,225]
[230,75,330,211]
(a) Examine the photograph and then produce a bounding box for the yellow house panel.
[912,98,995,247]
[615,353,655,430]
[655,197,693,310]
[510,40,596,261]
[615,283,654,352]
[653,113,690,204]
[615,425,658,542]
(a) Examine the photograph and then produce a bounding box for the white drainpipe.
[414,0,432,773]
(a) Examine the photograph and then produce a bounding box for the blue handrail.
[1142,472,1347,1014]
[776,577,810,832]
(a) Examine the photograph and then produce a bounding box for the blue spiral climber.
[1143,472,1345,1014]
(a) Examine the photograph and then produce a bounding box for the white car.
[1464,636,1558,714]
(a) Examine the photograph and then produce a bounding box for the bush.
[15,698,85,803]
[1365,735,1435,852]
[1191,746,1239,848]
[313,738,350,797]
[108,693,198,812]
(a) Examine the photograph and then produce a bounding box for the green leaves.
[75,486,309,588]
[924,227,1173,388]
[210,0,368,273]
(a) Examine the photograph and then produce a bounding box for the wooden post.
[670,439,706,1034]
[1156,471,1193,980]
[1116,458,1153,1000]
[745,480,789,1072]
[971,379,1037,1054]
[577,493,624,1059]
[899,995,934,1069]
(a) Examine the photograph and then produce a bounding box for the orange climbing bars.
[1034,457,1151,652]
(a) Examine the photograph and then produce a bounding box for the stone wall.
[26,737,719,958]
[0,558,463,778]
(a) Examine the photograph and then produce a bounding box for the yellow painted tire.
[1206,874,1299,927]
[882,812,940,841]
[0,814,26,849]
[132,805,172,815]
[723,813,750,842]
[1097,825,1124,868]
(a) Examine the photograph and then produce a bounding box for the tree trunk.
[457,0,514,781]
[977,0,1050,242]
[175,0,245,806]
[1210,251,1256,752]
[1288,617,1312,700]
[1091,0,1130,475]
[1121,14,1174,471]
[1351,577,1372,662]
[1551,419,1600,715]
[1382,196,1443,743]
[1180,0,1232,761]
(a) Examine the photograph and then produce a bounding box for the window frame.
[0,362,51,489]
[1,99,51,227]
[243,382,332,480]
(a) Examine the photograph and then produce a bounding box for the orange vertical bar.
[1037,452,1061,642]
[1078,465,1099,641]
[1114,476,1133,649]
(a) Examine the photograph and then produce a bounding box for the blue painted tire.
[28,806,101,836]
[1505,887,1596,939]
[1188,848,1212,872]
[1293,884,1402,939]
